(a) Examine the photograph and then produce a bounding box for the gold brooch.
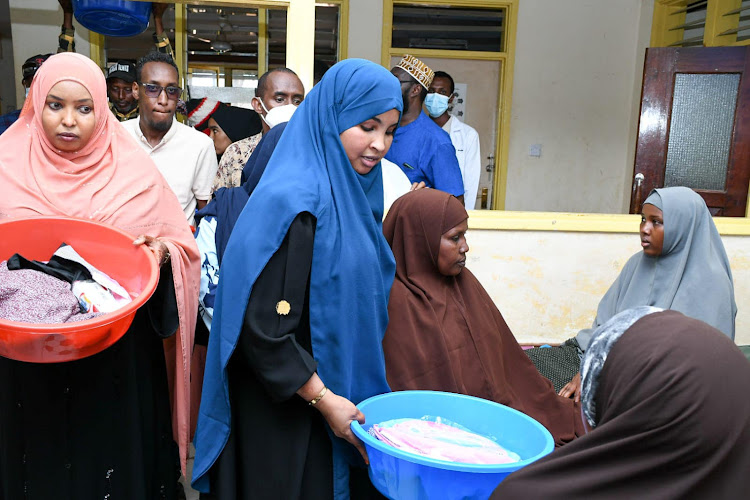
[276,300,291,316]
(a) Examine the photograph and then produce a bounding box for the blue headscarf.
[195,122,287,265]
[240,121,287,186]
[192,59,402,497]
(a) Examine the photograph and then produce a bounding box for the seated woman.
[192,59,402,499]
[207,104,263,190]
[492,307,750,498]
[532,186,737,399]
[0,53,199,499]
[382,189,583,446]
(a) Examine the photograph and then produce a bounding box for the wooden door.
[630,47,750,216]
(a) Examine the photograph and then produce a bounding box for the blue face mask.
[424,92,450,118]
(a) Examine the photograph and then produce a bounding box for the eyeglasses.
[139,82,183,100]
[398,80,414,86]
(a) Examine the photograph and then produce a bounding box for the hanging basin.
[72,0,152,37]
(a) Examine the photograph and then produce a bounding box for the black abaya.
[0,266,180,500]
[205,212,333,500]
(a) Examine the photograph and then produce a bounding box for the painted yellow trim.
[88,32,105,69]
[467,210,750,236]
[493,0,517,210]
[650,2,687,47]
[381,0,394,67]
[257,8,268,77]
[336,0,349,60]
[132,0,290,6]
[705,0,741,46]
[287,0,315,93]
[175,3,188,89]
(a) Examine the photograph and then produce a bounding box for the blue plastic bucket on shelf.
[351,390,554,500]
[72,0,152,37]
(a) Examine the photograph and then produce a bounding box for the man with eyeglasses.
[385,55,464,204]
[122,51,218,227]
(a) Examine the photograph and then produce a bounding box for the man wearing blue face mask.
[428,71,482,210]
[386,55,464,203]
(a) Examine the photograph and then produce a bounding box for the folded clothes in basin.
[0,260,102,324]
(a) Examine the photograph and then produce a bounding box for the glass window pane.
[664,73,740,191]
[186,5,259,69]
[188,68,218,88]
[268,9,287,68]
[315,5,339,81]
[392,5,505,52]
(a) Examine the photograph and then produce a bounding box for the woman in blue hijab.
[192,59,402,499]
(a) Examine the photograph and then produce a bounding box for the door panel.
[631,47,750,216]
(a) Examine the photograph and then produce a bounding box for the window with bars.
[653,0,750,47]
[391,5,505,53]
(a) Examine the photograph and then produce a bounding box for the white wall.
[348,1,655,214]
[505,0,654,213]
[9,0,91,106]
[347,0,384,63]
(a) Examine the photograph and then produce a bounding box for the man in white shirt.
[122,51,217,226]
[426,71,482,210]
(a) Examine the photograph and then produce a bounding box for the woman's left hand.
[134,235,170,267]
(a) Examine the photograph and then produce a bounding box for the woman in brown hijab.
[491,308,750,499]
[382,189,582,445]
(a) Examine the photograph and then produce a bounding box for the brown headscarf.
[0,53,200,475]
[383,189,583,445]
[491,310,750,499]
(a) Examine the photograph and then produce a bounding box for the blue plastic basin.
[72,0,152,37]
[351,390,554,500]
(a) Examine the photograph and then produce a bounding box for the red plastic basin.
[0,217,158,363]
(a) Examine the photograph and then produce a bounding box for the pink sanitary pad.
[368,417,520,465]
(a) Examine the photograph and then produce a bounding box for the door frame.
[381,0,518,210]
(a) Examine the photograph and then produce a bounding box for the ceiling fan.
[186,9,235,54]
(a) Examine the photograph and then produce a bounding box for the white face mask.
[25,87,30,99]
[254,97,298,129]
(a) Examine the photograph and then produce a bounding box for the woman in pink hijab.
[0,52,199,499]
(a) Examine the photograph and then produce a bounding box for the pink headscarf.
[0,53,200,474]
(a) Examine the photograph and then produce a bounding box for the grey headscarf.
[580,306,663,428]
[576,187,736,349]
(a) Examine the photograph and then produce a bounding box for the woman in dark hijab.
[492,307,750,499]
[382,189,583,446]
[208,104,263,189]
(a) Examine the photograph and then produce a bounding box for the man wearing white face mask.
[427,71,481,210]
[251,68,305,133]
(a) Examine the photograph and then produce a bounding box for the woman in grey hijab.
[577,186,736,347]
[535,187,737,398]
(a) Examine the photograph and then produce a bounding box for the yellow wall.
[467,211,750,346]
